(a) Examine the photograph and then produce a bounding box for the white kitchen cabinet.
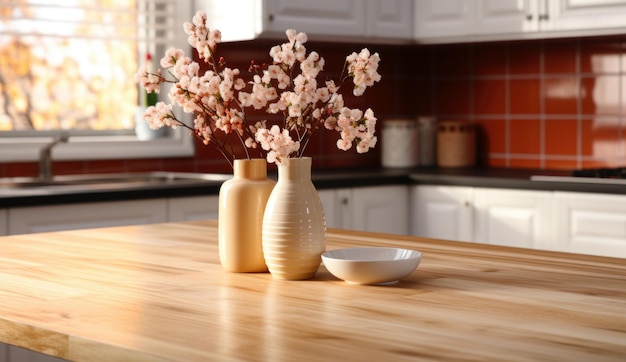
[0,209,7,236]
[554,191,626,258]
[410,185,474,242]
[546,0,626,32]
[412,185,626,258]
[411,185,554,248]
[8,199,167,235]
[415,0,532,40]
[3,195,219,236]
[167,195,219,222]
[317,189,339,229]
[475,0,538,35]
[269,0,413,40]
[473,188,554,250]
[365,0,413,39]
[415,0,626,42]
[350,185,409,234]
[414,0,473,39]
[265,0,367,38]
[196,0,413,43]
[320,185,409,234]
[0,344,64,362]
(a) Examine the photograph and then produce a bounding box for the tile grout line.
[539,42,546,169]
[505,43,511,168]
[576,38,582,170]
[617,41,626,159]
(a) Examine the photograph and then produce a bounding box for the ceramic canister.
[437,121,476,168]
[381,119,419,168]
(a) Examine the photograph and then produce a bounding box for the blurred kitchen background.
[1,0,625,177]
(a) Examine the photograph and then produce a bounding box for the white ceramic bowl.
[321,247,422,285]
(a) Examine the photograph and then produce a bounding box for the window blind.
[0,0,179,42]
[0,0,186,133]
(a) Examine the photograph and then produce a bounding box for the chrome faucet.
[39,133,70,181]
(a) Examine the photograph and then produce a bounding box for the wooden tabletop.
[1,220,625,361]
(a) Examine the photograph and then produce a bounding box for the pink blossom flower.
[144,102,175,129]
[346,48,381,96]
[135,12,382,167]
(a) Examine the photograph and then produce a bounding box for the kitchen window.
[0,0,193,162]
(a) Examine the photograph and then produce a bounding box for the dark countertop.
[1,167,624,208]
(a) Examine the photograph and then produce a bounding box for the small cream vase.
[218,159,275,273]
[262,157,326,280]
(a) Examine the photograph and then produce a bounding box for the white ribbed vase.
[262,157,326,280]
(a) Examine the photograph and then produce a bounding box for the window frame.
[0,0,194,163]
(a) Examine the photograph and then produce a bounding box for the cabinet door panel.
[168,196,219,222]
[4,344,64,362]
[336,188,353,230]
[554,192,626,258]
[476,0,538,34]
[414,0,473,38]
[548,0,626,32]
[367,0,413,39]
[474,188,553,249]
[317,189,338,229]
[411,185,473,242]
[8,200,167,235]
[0,209,7,236]
[266,0,366,37]
[350,185,408,235]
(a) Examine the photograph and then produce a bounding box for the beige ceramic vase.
[218,159,275,272]
[262,157,326,280]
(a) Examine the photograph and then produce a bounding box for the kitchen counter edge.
[1,167,623,208]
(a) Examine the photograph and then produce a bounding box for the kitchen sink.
[0,172,233,195]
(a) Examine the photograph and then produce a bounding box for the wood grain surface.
[0,220,625,361]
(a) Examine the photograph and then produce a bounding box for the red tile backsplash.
[545,119,578,156]
[2,34,626,178]
[509,43,541,75]
[474,118,506,154]
[435,79,472,115]
[544,76,580,114]
[579,39,623,74]
[430,35,625,170]
[433,45,473,76]
[473,79,506,115]
[543,41,578,74]
[510,119,541,155]
[472,44,507,76]
[509,78,541,114]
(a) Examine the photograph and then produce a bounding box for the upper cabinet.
[195,0,413,43]
[264,0,367,38]
[196,0,624,44]
[365,0,414,40]
[414,0,474,39]
[475,0,538,35]
[415,0,626,43]
[545,0,626,32]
